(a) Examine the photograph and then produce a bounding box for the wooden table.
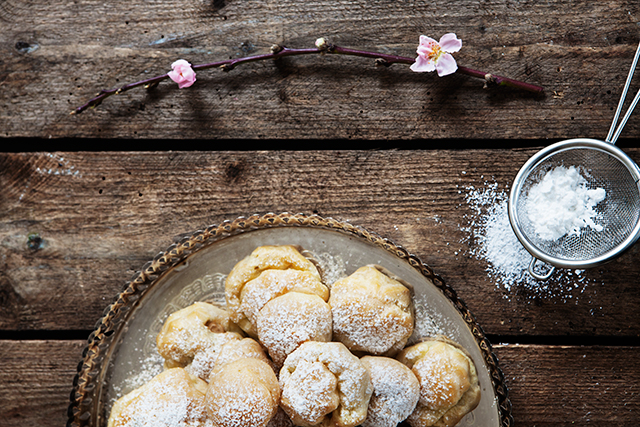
[2,1,640,426]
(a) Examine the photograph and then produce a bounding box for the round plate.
[68,213,512,427]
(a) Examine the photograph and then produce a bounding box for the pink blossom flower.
[168,59,196,88]
[410,34,462,77]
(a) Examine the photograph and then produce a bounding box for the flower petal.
[171,59,191,69]
[168,70,180,83]
[439,33,462,53]
[410,55,436,73]
[435,53,458,76]
[178,74,196,88]
[419,35,438,47]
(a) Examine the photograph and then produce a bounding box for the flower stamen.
[428,44,442,61]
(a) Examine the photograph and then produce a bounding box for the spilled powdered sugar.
[409,293,449,343]
[112,352,164,400]
[307,250,348,288]
[458,179,600,301]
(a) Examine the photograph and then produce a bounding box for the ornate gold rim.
[67,212,513,427]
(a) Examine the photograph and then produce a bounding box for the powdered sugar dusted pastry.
[397,337,481,427]
[156,302,244,380]
[210,337,273,377]
[257,291,332,366]
[225,245,323,333]
[279,341,373,427]
[107,367,210,427]
[329,265,414,356]
[239,268,329,336]
[205,357,281,427]
[360,356,420,427]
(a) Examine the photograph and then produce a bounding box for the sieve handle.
[606,41,640,145]
[528,257,555,281]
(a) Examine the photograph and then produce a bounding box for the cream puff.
[205,357,280,427]
[329,265,414,356]
[279,341,372,427]
[239,268,328,337]
[156,302,244,380]
[360,356,420,427]
[107,368,209,427]
[397,337,481,427]
[256,291,332,366]
[225,245,324,334]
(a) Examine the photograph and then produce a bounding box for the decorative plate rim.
[67,212,513,427]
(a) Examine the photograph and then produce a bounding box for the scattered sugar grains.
[459,180,598,300]
[112,352,164,400]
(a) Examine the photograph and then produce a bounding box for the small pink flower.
[168,59,196,88]
[410,33,462,77]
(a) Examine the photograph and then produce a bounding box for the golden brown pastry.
[225,245,323,333]
[205,357,281,427]
[396,337,481,427]
[107,367,209,427]
[256,291,332,366]
[329,265,414,356]
[360,356,420,427]
[239,268,329,337]
[156,302,244,380]
[210,337,272,375]
[279,341,373,427]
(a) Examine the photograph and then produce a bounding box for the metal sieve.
[508,42,640,280]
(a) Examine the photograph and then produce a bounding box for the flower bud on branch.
[168,60,196,88]
[72,35,543,115]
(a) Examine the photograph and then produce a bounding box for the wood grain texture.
[1,0,640,139]
[497,344,640,426]
[2,150,640,339]
[0,340,86,427]
[1,341,638,427]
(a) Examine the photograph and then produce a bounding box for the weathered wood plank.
[1,0,639,139]
[0,340,86,427]
[497,344,640,426]
[1,150,640,338]
[1,341,638,427]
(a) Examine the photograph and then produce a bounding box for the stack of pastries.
[108,245,481,427]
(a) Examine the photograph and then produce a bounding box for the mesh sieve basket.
[509,42,640,280]
[509,138,640,279]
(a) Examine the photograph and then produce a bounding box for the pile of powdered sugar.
[525,165,606,241]
[459,180,595,300]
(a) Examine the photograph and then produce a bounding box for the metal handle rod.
[528,257,555,281]
[606,41,640,144]
[610,86,640,145]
